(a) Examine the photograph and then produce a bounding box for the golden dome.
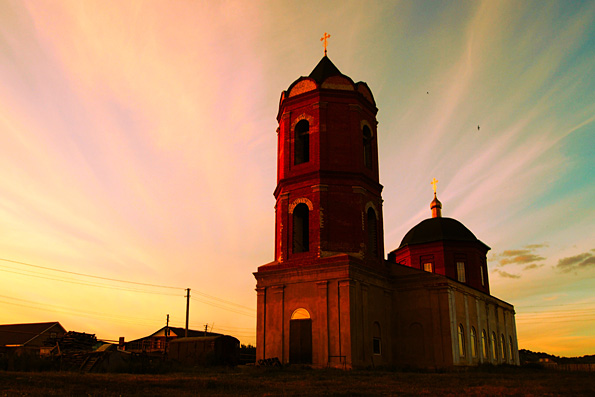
[431,193,442,218]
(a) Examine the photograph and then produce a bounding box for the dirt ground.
[1,366,594,396]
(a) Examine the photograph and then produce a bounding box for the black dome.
[399,217,489,249]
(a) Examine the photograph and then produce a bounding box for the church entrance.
[289,308,312,364]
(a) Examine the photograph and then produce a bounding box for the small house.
[169,335,240,366]
[0,322,66,356]
[124,326,222,354]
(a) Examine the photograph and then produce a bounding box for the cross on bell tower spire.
[431,178,439,194]
[320,32,331,56]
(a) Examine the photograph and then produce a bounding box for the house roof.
[128,326,222,343]
[169,335,239,344]
[0,322,66,346]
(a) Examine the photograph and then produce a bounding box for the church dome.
[398,217,488,249]
[430,193,442,218]
[430,195,441,210]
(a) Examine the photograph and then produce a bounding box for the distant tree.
[239,344,256,365]
[519,349,559,364]
[520,349,595,364]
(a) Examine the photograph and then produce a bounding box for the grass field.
[1,366,594,396]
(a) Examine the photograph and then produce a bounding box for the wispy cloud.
[524,264,545,271]
[556,252,595,273]
[493,269,521,279]
[492,245,547,267]
[526,244,549,250]
[500,251,545,266]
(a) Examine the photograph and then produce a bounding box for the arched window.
[373,322,381,355]
[501,334,507,361]
[470,327,477,358]
[293,203,309,253]
[367,208,378,258]
[458,324,465,357]
[291,308,311,320]
[509,336,514,363]
[482,330,488,358]
[363,125,372,169]
[294,120,309,164]
[491,332,497,361]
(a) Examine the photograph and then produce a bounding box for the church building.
[253,54,519,369]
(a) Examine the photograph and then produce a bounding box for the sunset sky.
[1,1,593,356]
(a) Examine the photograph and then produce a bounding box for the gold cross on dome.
[320,32,331,56]
[431,178,439,194]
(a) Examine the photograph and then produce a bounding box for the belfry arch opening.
[363,125,372,169]
[293,203,309,253]
[294,120,309,165]
[367,207,378,258]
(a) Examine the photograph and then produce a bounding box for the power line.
[0,298,161,328]
[192,290,255,311]
[2,264,255,317]
[0,266,181,297]
[191,297,256,317]
[1,257,256,319]
[0,258,182,290]
[167,321,256,337]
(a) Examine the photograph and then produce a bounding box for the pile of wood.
[46,331,98,352]
[45,331,101,370]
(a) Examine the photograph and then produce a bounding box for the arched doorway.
[289,308,312,364]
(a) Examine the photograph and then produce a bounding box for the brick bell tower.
[255,53,389,368]
[273,56,384,265]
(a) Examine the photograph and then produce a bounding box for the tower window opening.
[363,125,372,169]
[367,208,378,258]
[423,262,433,272]
[294,120,309,165]
[480,265,485,286]
[293,203,309,253]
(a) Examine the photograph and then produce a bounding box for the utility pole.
[185,288,190,337]
[204,323,208,336]
[164,314,169,357]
